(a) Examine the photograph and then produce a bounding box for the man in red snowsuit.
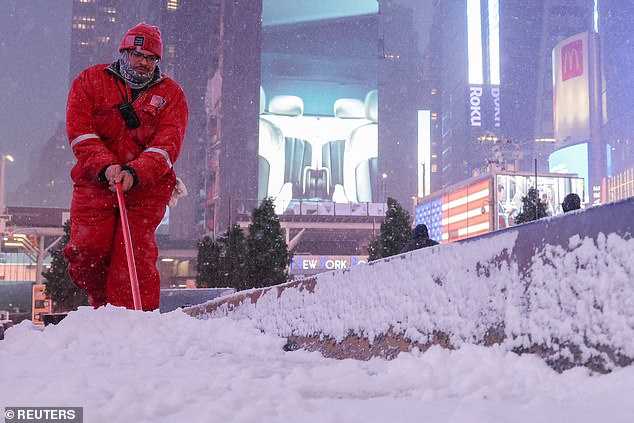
[64,23,188,311]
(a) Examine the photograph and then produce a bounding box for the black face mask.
[118,101,141,129]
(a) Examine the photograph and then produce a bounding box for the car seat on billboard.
[258,87,285,205]
[260,94,316,211]
[258,87,290,212]
[341,90,378,203]
[319,98,368,203]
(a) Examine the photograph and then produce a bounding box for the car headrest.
[334,98,365,119]
[268,95,304,116]
[365,90,378,122]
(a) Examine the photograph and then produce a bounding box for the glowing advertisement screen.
[549,143,589,201]
[467,0,484,85]
[553,33,591,143]
[417,110,431,197]
[415,173,585,243]
[415,179,492,243]
[259,2,378,215]
[495,174,585,230]
[467,0,500,129]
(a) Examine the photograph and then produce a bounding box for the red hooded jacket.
[66,63,188,203]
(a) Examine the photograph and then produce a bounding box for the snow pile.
[2,306,634,422]
[205,231,519,343]
[2,199,634,420]
[518,233,634,362]
[192,229,634,370]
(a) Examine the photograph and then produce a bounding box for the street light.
[0,154,15,234]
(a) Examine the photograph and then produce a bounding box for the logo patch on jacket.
[150,95,166,109]
[134,36,145,47]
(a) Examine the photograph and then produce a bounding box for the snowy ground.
[2,306,634,423]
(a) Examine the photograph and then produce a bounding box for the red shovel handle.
[115,182,142,311]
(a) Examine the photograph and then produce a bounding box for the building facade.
[599,0,634,179]
[32,0,632,283]
[429,0,593,189]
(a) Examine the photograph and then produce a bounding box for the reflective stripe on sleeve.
[70,133,100,148]
[145,147,173,168]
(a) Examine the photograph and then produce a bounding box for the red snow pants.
[63,184,166,311]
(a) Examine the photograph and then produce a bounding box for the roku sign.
[491,87,500,128]
[470,86,482,127]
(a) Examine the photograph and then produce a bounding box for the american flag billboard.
[414,198,442,242]
[415,172,585,243]
[415,179,492,243]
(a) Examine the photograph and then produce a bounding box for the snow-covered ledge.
[186,198,634,373]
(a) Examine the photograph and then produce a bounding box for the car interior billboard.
[259,1,379,215]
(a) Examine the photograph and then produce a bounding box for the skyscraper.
[377,1,426,207]
[198,1,262,237]
[433,0,504,188]
[69,0,160,81]
[427,0,592,189]
[531,0,594,172]
[600,0,634,176]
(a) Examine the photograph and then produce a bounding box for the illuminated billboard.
[467,0,500,129]
[552,31,608,205]
[415,172,585,243]
[259,3,378,214]
[416,179,492,243]
[553,33,591,143]
[417,110,431,197]
[495,173,585,229]
[549,143,589,202]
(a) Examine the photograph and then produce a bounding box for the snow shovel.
[115,181,143,311]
